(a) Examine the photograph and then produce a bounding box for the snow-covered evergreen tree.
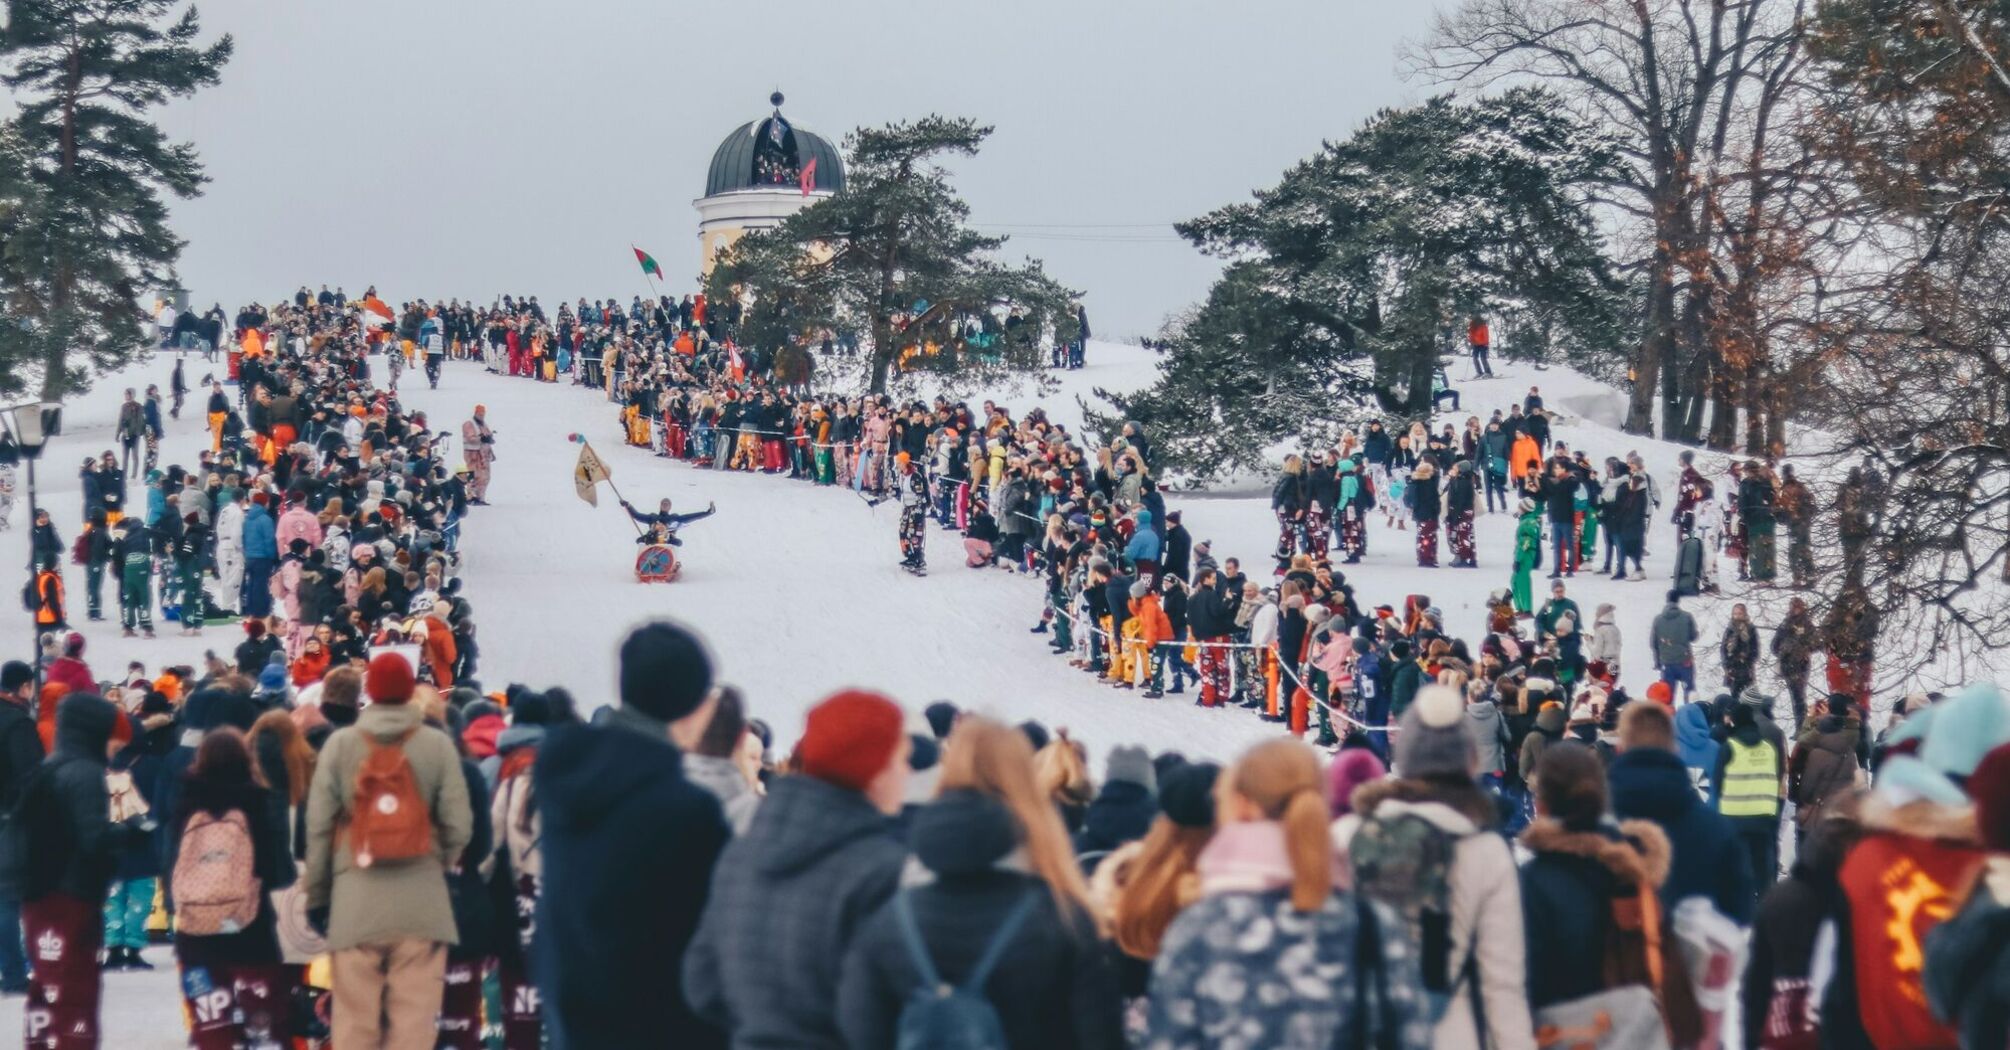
[1091,87,1624,481]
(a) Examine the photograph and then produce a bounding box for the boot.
[124,947,153,971]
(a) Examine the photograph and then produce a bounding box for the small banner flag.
[571,435,611,506]
[633,246,663,280]
[358,296,394,322]
[800,157,818,197]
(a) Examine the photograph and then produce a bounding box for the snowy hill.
[0,339,1794,1047]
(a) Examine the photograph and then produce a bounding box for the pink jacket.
[276,504,322,555]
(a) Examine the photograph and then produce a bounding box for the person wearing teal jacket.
[1512,498,1543,615]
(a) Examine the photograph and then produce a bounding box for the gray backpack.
[894,888,1039,1050]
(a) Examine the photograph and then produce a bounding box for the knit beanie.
[1968,743,2010,852]
[1394,685,1476,779]
[1919,683,2010,781]
[258,663,289,696]
[1327,748,1387,818]
[1105,745,1156,793]
[365,652,416,705]
[1646,681,1674,706]
[617,621,714,723]
[797,690,905,792]
[1157,761,1220,829]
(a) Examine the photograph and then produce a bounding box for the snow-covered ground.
[0,339,1754,1044]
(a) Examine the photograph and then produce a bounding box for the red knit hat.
[1969,742,2010,853]
[365,652,416,705]
[797,690,905,792]
[1646,681,1674,706]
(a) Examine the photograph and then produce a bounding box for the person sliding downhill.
[621,498,716,547]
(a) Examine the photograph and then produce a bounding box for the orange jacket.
[422,616,457,688]
[1129,593,1174,648]
[1509,435,1541,480]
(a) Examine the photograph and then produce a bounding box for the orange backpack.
[349,728,432,868]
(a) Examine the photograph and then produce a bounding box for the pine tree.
[708,116,1077,395]
[1097,88,1623,479]
[0,0,232,401]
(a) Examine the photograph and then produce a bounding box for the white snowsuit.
[215,500,246,612]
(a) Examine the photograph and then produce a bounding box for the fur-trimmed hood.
[1519,818,1672,888]
[1858,793,1979,845]
[1350,775,1498,831]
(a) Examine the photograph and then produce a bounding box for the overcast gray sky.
[157,1,1443,339]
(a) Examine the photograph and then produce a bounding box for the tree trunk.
[1627,251,1675,435]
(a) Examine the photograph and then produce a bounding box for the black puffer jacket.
[837,790,1124,1050]
[1073,780,1156,857]
[23,693,144,902]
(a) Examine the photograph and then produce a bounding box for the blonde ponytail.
[1281,788,1332,912]
[1227,739,1333,913]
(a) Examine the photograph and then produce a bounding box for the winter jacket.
[166,774,294,968]
[1740,840,1848,1050]
[1585,606,1622,671]
[1788,714,1860,812]
[684,773,908,1050]
[1517,706,1567,794]
[1674,702,1722,800]
[45,655,95,698]
[684,754,760,836]
[1123,518,1162,568]
[1148,820,1433,1050]
[275,504,322,555]
[1129,593,1173,649]
[1187,586,1232,639]
[537,710,729,1050]
[1073,779,1157,857]
[1825,791,1985,1050]
[1649,602,1698,667]
[241,504,278,561]
[21,693,144,903]
[1464,700,1512,776]
[1339,781,1535,1050]
[1606,747,1754,923]
[1388,659,1425,719]
[1923,856,2010,1050]
[0,696,45,816]
[1517,817,1672,1010]
[302,701,474,951]
[837,791,1124,1050]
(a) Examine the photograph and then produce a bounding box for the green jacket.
[304,702,473,951]
[1514,512,1543,569]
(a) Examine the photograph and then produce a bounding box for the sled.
[636,543,681,583]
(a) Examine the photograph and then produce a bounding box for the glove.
[707,501,716,513]
[307,906,330,938]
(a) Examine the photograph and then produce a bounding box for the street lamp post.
[1,402,60,685]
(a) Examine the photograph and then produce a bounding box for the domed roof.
[704,92,845,198]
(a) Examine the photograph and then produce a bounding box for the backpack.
[892,888,1039,1050]
[1531,874,1680,1049]
[71,531,90,567]
[1348,809,1467,1018]
[19,577,36,613]
[171,809,262,936]
[349,727,432,868]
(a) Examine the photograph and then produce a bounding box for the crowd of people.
[0,285,2000,1050]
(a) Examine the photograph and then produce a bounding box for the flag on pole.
[799,157,818,197]
[572,435,611,506]
[632,246,663,281]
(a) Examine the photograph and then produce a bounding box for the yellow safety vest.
[1719,737,1780,818]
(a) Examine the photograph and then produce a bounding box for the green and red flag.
[632,246,663,280]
